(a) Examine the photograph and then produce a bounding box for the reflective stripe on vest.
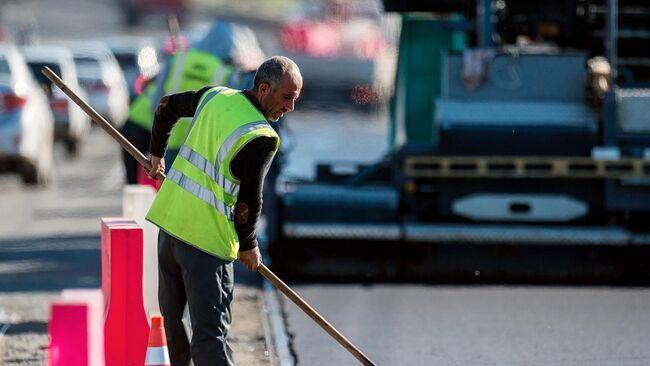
[174,119,272,199]
[217,120,270,169]
[212,65,228,85]
[182,87,225,145]
[178,145,240,197]
[167,168,234,220]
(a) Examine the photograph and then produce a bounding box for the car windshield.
[26,61,61,95]
[114,52,139,82]
[114,53,137,71]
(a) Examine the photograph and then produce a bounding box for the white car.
[67,41,129,128]
[0,43,54,185]
[23,45,91,156]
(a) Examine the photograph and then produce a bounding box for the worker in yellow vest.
[119,32,189,185]
[150,20,236,171]
[146,56,302,365]
[120,81,157,184]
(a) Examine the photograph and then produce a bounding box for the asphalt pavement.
[282,284,650,366]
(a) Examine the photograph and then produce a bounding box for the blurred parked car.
[0,43,54,185]
[117,0,188,27]
[22,45,90,156]
[280,0,395,104]
[66,41,129,128]
[100,36,161,101]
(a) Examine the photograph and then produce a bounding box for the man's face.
[259,74,302,122]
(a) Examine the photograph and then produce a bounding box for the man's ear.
[258,82,271,97]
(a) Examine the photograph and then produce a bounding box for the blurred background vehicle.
[279,0,396,105]
[100,36,161,101]
[66,41,130,128]
[0,43,54,185]
[117,0,188,28]
[22,45,90,156]
[268,0,650,281]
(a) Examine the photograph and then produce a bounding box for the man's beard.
[267,110,281,122]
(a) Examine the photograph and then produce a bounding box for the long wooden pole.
[42,67,377,366]
[167,15,182,53]
[258,265,377,365]
[41,67,164,181]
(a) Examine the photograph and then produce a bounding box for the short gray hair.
[253,56,301,90]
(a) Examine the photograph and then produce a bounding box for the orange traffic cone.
[145,316,171,366]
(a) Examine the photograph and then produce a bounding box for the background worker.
[121,20,257,184]
[145,56,302,365]
[150,20,237,171]
[119,32,188,184]
[120,80,158,184]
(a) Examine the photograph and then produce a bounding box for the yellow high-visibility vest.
[146,87,279,260]
[127,83,156,130]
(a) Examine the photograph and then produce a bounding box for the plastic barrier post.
[58,289,105,366]
[101,218,150,366]
[122,186,192,342]
[48,303,89,366]
[122,185,160,317]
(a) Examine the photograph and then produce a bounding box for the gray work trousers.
[158,230,235,366]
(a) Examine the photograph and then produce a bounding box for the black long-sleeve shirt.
[150,87,276,251]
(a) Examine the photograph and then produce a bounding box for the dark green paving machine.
[267,0,650,282]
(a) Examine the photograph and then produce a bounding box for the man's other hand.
[148,155,165,180]
[238,246,262,271]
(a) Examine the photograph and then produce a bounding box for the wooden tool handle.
[41,66,165,181]
[259,264,377,366]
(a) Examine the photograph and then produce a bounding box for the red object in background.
[162,35,189,55]
[50,97,68,112]
[137,166,161,190]
[280,18,387,61]
[354,30,386,60]
[1,93,27,112]
[133,74,155,96]
[281,20,341,58]
[82,81,110,92]
[101,218,150,366]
